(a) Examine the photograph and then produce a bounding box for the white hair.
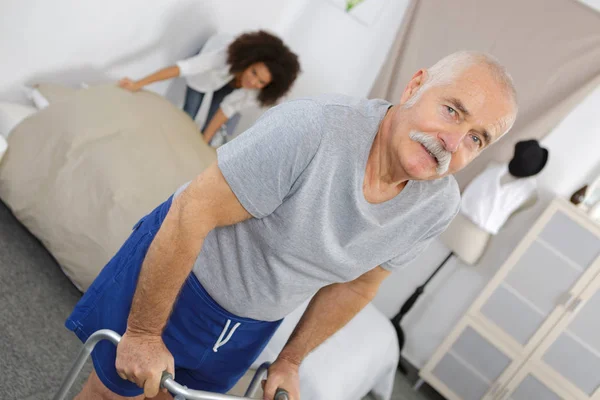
[403,51,518,131]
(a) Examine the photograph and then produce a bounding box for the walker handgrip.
[161,372,290,400]
[54,329,291,400]
[275,388,290,400]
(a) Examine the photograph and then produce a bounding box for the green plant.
[346,0,365,12]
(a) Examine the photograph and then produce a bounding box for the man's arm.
[262,266,391,400]
[116,162,251,397]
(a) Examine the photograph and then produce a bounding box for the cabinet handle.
[496,387,510,400]
[489,382,499,397]
[559,292,574,307]
[567,297,583,312]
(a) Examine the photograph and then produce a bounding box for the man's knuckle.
[133,367,146,378]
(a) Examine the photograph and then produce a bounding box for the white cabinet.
[523,275,600,400]
[420,199,600,400]
[500,365,569,400]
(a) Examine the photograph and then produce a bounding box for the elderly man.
[66,51,517,400]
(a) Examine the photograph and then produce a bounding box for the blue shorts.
[66,196,281,397]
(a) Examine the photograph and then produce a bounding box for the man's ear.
[400,69,428,105]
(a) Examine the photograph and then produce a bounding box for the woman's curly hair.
[227,30,301,107]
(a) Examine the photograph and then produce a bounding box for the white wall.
[537,85,600,198]
[1,0,286,104]
[280,0,412,99]
[582,0,600,12]
[236,0,413,133]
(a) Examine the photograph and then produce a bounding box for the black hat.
[508,139,549,178]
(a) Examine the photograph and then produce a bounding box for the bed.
[0,84,400,399]
[249,300,400,400]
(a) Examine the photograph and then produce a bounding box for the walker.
[53,329,290,400]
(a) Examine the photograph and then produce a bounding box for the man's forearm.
[277,282,375,366]
[127,195,209,336]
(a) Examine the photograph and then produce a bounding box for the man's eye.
[471,134,482,147]
[446,106,457,116]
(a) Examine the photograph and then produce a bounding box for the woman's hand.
[118,78,141,92]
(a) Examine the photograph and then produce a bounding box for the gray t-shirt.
[177,94,460,321]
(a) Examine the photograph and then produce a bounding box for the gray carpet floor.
[0,200,91,399]
[0,199,438,400]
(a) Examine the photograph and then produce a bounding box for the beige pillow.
[34,83,79,105]
[0,102,37,138]
[0,84,216,290]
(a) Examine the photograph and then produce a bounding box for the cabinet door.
[420,318,519,400]
[526,269,600,400]
[496,363,577,400]
[421,200,600,400]
[470,203,600,357]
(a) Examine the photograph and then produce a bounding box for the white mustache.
[409,131,452,175]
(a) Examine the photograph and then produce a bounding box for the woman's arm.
[202,108,229,144]
[119,66,181,92]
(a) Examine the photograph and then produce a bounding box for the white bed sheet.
[252,301,400,400]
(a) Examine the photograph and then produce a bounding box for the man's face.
[390,65,516,181]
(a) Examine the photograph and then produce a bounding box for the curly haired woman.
[119,30,301,145]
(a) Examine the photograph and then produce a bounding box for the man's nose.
[438,130,465,153]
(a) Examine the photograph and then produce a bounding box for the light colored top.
[176,33,259,125]
[175,95,460,321]
[461,163,537,234]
